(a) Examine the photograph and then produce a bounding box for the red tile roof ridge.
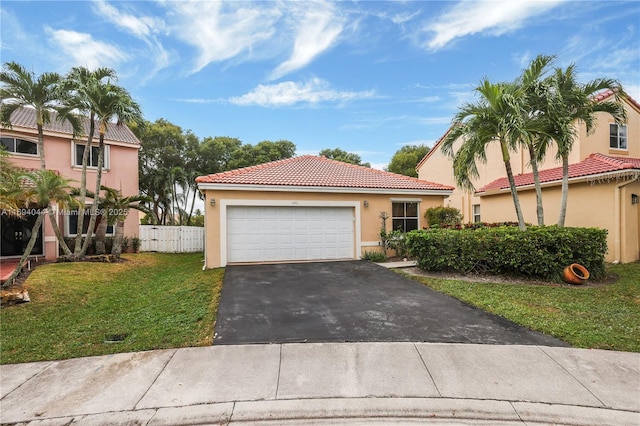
[589,153,635,169]
[195,156,306,182]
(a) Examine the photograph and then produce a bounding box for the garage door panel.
[227,206,355,263]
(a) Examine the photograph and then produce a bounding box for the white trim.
[361,241,380,247]
[198,183,452,196]
[219,199,361,267]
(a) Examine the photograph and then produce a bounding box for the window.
[472,204,481,223]
[66,208,113,236]
[392,202,419,232]
[1,137,38,155]
[73,142,109,168]
[610,124,627,150]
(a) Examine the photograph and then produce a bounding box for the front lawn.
[1,253,223,364]
[405,262,640,352]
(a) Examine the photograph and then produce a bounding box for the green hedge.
[405,226,607,280]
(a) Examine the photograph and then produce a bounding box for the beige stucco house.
[417,90,640,263]
[196,155,453,268]
[1,107,141,260]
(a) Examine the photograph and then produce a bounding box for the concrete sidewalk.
[1,343,638,425]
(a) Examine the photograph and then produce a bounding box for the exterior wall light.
[210,198,216,207]
[363,200,369,207]
[632,194,639,205]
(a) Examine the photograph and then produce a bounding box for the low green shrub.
[361,250,387,262]
[424,206,463,227]
[406,225,607,280]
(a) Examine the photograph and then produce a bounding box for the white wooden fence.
[139,225,204,253]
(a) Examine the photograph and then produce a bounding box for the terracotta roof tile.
[196,155,454,191]
[477,153,640,193]
[1,106,140,145]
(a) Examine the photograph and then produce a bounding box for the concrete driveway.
[214,261,568,346]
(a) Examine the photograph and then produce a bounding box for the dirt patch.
[399,266,618,288]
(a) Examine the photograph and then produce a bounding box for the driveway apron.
[214,261,567,346]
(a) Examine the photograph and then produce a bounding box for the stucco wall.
[201,188,446,268]
[2,130,140,259]
[479,179,640,263]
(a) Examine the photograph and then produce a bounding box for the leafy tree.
[319,147,370,167]
[229,140,296,169]
[442,79,527,230]
[541,65,626,226]
[0,150,24,215]
[387,145,430,177]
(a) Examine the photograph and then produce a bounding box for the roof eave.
[477,169,640,196]
[197,182,453,196]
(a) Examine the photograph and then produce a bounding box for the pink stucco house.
[1,107,140,260]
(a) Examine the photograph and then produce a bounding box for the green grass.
[404,262,640,352]
[1,253,224,364]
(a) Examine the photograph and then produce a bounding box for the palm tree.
[74,80,143,256]
[2,170,75,287]
[542,65,627,226]
[514,54,556,225]
[79,186,153,257]
[442,79,527,230]
[59,67,117,257]
[0,150,25,215]
[0,62,82,170]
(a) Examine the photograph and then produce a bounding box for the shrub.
[361,250,387,262]
[385,230,411,258]
[424,206,463,228]
[131,237,141,253]
[405,226,607,280]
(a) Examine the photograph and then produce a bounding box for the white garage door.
[227,206,355,263]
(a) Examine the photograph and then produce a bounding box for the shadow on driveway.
[214,261,567,347]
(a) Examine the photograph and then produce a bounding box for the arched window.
[0,137,38,155]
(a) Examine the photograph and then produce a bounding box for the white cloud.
[423,0,565,50]
[229,78,377,107]
[45,27,128,69]
[93,1,172,77]
[270,1,346,80]
[94,0,165,38]
[165,1,282,74]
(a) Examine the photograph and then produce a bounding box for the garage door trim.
[219,199,361,267]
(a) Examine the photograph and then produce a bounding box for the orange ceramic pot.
[562,263,590,285]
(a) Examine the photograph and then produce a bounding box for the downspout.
[614,177,637,263]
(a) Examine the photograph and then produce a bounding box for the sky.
[1,0,639,170]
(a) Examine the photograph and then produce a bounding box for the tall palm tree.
[73,80,143,256]
[59,66,117,256]
[2,170,75,287]
[0,62,82,170]
[514,54,556,225]
[542,65,627,226]
[442,79,527,230]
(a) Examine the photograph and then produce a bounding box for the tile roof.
[477,153,640,193]
[196,155,454,192]
[1,106,140,145]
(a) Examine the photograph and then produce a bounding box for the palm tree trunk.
[48,205,72,256]
[500,141,526,231]
[36,121,46,170]
[527,144,545,225]
[557,154,570,227]
[111,220,125,258]
[80,135,105,255]
[2,212,45,288]
[75,115,96,256]
[94,215,108,254]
